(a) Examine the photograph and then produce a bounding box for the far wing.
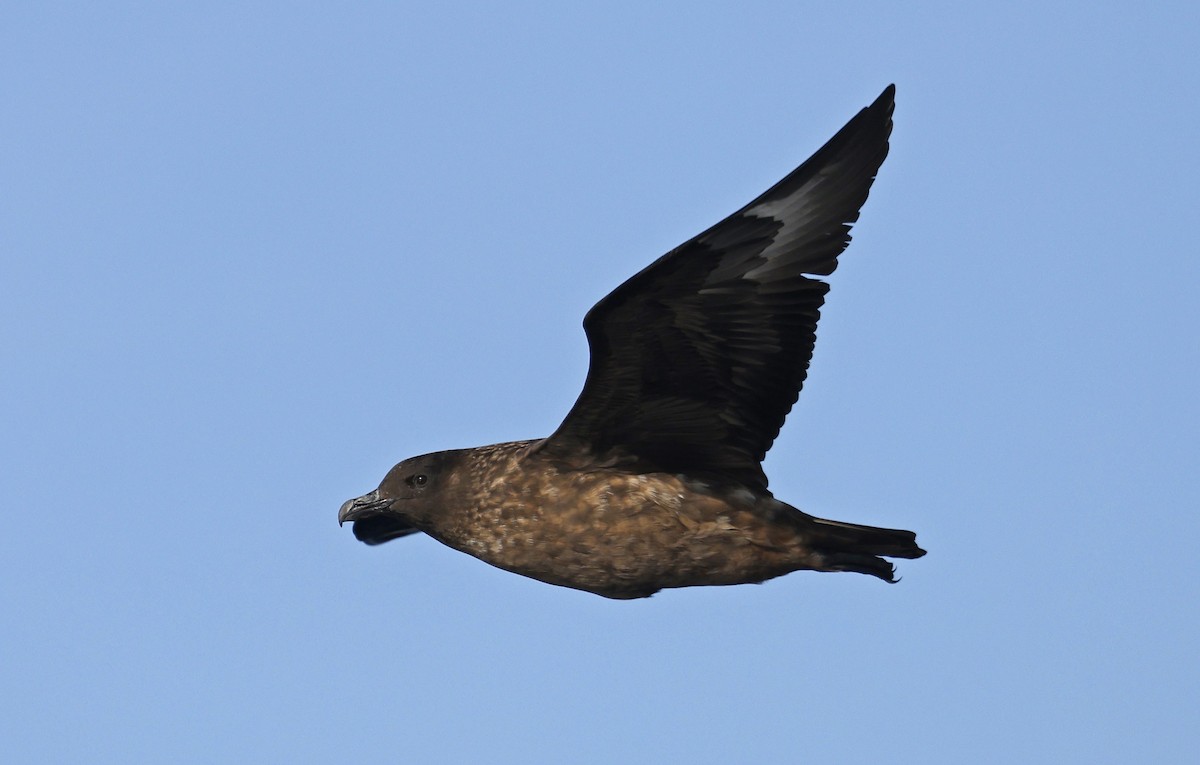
[539,86,895,491]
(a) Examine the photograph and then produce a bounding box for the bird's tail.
[805,515,926,582]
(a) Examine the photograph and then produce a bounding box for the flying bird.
[339,85,924,599]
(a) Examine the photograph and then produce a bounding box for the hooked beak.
[338,489,396,525]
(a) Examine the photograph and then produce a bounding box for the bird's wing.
[538,86,895,491]
[350,515,422,545]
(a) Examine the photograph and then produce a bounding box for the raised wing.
[540,86,895,491]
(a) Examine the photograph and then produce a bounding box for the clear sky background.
[3,2,1197,763]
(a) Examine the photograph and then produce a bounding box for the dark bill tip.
[337,489,395,525]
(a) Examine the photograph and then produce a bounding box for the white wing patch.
[742,187,826,280]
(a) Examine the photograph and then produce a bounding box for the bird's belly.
[434,481,805,599]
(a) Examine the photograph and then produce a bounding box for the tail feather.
[807,516,926,582]
[811,516,926,558]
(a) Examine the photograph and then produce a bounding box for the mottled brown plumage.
[339,85,925,599]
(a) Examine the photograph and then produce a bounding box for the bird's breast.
[431,465,805,598]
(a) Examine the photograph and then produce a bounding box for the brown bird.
[339,84,924,599]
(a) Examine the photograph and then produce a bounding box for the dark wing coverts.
[540,86,895,491]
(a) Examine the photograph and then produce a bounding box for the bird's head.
[338,451,457,545]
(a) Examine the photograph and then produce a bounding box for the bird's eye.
[412,474,428,487]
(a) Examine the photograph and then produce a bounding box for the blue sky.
[3,2,1197,762]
